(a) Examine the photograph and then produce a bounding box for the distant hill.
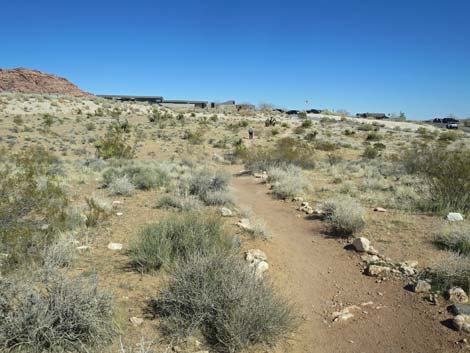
[0,68,93,97]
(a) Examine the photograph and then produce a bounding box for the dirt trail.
[232,175,462,353]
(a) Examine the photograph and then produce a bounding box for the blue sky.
[2,0,469,119]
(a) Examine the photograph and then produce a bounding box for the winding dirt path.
[232,174,463,353]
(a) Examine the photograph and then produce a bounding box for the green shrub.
[0,147,68,270]
[366,132,382,141]
[402,147,470,212]
[426,253,470,292]
[435,223,470,255]
[363,146,379,159]
[84,196,111,227]
[271,128,280,136]
[301,119,312,128]
[153,252,297,352]
[183,129,204,144]
[439,131,459,142]
[95,125,134,159]
[314,140,338,151]
[323,196,365,236]
[357,124,375,132]
[245,137,315,171]
[0,269,115,352]
[157,193,203,211]
[298,111,307,119]
[130,211,234,271]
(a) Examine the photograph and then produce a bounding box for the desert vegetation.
[1,91,469,352]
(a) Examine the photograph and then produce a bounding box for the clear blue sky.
[2,0,469,119]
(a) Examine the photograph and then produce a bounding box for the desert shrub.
[130,211,234,271]
[180,168,232,206]
[157,193,203,211]
[426,253,470,292]
[267,166,308,199]
[301,119,312,128]
[85,122,96,131]
[366,132,382,141]
[103,165,170,190]
[153,252,297,353]
[323,196,365,236]
[298,111,307,119]
[439,131,459,142]
[401,147,470,212]
[183,129,204,144]
[304,131,318,141]
[13,115,23,125]
[108,175,135,196]
[245,137,315,171]
[0,147,68,269]
[95,125,134,159]
[314,140,338,151]
[271,128,279,136]
[363,146,379,159]
[435,223,470,255]
[42,233,75,268]
[84,196,111,227]
[0,268,115,352]
[357,124,375,132]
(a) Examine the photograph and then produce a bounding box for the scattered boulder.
[447,212,464,222]
[129,317,144,326]
[237,218,252,231]
[212,154,224,163]
[367,264,391,277]
[366,246,379,255]
[107,242,123,251]
[293,196,304,202]
[399,263,417,276]
[220,207,233,217]
[246,249,268,263]
[374,207,387,212]
[414,280,431,293]
[245,249,269,278]
[116,212,123,216]
[453,315,470,333]
[76,245,90,251]
[449,304,470,316]
[255,261,269,278]
[448,287,469,304]
[352,237,370,252]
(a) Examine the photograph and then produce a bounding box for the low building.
[97,95,163,104]
[356,113,388,119]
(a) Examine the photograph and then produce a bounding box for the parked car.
[446,123,459,129]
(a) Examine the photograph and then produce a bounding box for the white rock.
[245,249,268,263]
[447,212,464,222]
[414,280,431,293]
[255,261,269,278]
[367,246,379,255]
[107,242,123,251]
[76,245,90,251]
[374,207,387,212]
[237,218,252,231]
[453,315,470,333]
[399,264,416,276]
[360,254,379,264]
[448,287,469,304]
[332,305,360,322]
[220,207,233,217]
[352,237,370,252]
[293,196,304,202]
[129,317,144,326]
[403,260,418,268]
[367,264,391,276]
[116,212,123,216]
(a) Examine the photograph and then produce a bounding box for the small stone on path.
[107,242,123,251]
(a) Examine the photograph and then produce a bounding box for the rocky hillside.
[0,68,93,97]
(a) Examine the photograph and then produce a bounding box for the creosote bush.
[130,211,235,271]
[153,252,297,353]
[95,125,134,159]
[0,268,115,352]
[434,223,470,255]
[323,196,365,236]
[108,175,135,196]
[244,137,315,171]
[0,147,68,270]
[402,146,470,212]
[425,253,470,293]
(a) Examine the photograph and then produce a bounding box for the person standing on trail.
[248,127,254,139]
